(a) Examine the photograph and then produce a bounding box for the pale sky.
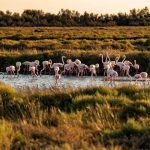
[0,0,150,14]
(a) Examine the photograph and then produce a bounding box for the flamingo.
[115,55,126,76]
[77,64,89,77]
[105,67,118,87]
[54,66,61,85]
[6,65,15,77]
[106,52,116,68]
[22,61,31,74]
[40,59,52,76]
[59,57,79,76]
[29,66,37,78]
[68,60,79,75]
[51,56,66,68]
[16,62,21,77]
[123,55,133,66]
[99,54,111,76]
[29,60,40,75]
[134,72,148,85]
[63,59,78,75]
[122,64,132,77]
[95,63,100,75]
[63,63,72,75]
[22,60,39,75]
[89,64,99,78]
[133,60,140,73]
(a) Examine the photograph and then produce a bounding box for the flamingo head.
[67,59,72,64]
[122,55,126,58]
[134,60,136,63]
[95,63,99,68]
[48,59,52,64]
[115,56,120,61]
[75,59,81,65]
[54,66,60,72]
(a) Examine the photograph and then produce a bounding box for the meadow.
[0,82,150,149]
[0,26,150,73]
[0,26,150,149]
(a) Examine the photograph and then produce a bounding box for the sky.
[0,0,150,14]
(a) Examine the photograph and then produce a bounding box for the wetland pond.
[0,75,149,89]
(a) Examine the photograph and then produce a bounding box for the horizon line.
[0,6,149,15]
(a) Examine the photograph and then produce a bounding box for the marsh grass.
[102,119,150,149]
[0,27,150,73]
[0,82,149,149]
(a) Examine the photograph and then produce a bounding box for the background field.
[0,26,150,73]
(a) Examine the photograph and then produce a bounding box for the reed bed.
[0,82,149,149]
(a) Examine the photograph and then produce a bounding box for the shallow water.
[0,75,149,89]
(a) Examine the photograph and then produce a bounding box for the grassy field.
[0,26,150,51]
[0,26,150,73]
[0,27,149,149]
[0,82,150,149]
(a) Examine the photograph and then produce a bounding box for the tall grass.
[0,82,149,149]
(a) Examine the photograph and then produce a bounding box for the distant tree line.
[0,7,150,26]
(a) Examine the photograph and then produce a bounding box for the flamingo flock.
[1,53,149,86]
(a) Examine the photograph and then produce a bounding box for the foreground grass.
[0,82,150,149]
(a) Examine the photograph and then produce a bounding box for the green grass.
[0,82,149,149]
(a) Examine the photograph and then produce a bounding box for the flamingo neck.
[101,54,104,63]
[107,53,110,62]
[62,56,65,65]
[134,60,136,65]
[115,57,119,64]
[122,56,126,63]
[49,60,53,68]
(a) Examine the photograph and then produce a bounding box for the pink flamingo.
[54,66,61,85]
[105,67,118,87]
[115,55,126,76]
[40,59,52,75]
[89,64,99,78]
[133,60,140,73]
[99,53,111,76]
[51,56,66,68]
[29,66,37,78]
[6,65,15,77]
[77,64,89,77]
[134,72,148,85]
[16,62,21,77]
